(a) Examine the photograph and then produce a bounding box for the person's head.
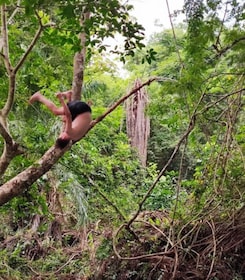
[55,138,70,149]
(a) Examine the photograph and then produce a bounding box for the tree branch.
[1,4,12,75]
[0,117,13,145]
[72,12,90,100]
[7,0,21,24]
[13,11,50,74]
[0,144,71,205]
[165,0,184,69]
[215,36,245,58]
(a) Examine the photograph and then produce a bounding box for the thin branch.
[113,223,174,261]
[13,25,43,73]
[2,74,16,117]
[200,87,245,115]
[1,4,12,74]
[165,0,184,69]
[13,13,44,74]
[3,14,54,116]
[215,36,245,58]
[206,220,216,280]
[7,0,21,24]
[172,138,188,222]
[213,2,228,52]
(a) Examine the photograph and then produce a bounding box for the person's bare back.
[57,94,92,142]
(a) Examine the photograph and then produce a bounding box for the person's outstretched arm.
[56,93,72,135]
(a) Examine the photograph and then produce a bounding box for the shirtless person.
[29,90,92,148]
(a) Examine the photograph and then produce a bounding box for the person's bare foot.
[29,92,42,104]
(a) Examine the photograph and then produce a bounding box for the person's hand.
[59,131,70,140]
[56,90,72,101]
[56,92,65,100]
[64,90,72,101]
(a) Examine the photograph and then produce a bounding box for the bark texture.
[72,12,90,100]
[0,144,70,206]
[126,79,150,166]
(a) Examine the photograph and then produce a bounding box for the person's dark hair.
[55,138,70,149]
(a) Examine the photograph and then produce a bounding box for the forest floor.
[0,209,245,280]
[91,210,245,280]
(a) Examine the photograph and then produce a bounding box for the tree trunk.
[126,79,150,166]
[0,144,70,206]
[72,12,90,100]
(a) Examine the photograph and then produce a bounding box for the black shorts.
[67,101,91,121]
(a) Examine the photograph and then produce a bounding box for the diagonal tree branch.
[13,12,55,74]
[0,144,71,205]
[7,0,21,24]
[0,118,13,145]
[215,36,245,58]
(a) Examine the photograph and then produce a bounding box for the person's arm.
[57,95,72,135]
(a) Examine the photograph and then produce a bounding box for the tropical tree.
[0,0,154,205]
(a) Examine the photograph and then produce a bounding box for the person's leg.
[29,92,64,115]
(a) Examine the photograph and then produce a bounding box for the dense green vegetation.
[0,0,244,279]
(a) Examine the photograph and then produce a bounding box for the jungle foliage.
[0,0,244,279]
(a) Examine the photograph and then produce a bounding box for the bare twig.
[165,0,184,69]
[7,0,21,24]
[200,87,245,115]
[213,2,228,53]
